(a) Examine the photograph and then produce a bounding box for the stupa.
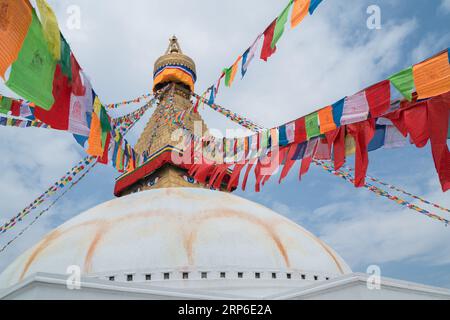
[0,38,449,300]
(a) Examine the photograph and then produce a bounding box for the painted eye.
[183,176,196,184]
[147,177,160,187]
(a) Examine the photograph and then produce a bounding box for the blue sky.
[0,0,450,288]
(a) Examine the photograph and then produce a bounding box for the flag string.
[314,160,450,227]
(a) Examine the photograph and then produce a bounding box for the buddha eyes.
[147,177,160,187]
[183,176,196,184]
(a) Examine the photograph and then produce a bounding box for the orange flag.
[318,105,337,134]
[87,113,104,156]
[291,0,310,28]
[0,0,33,78]
[413,51,450,99]
[229,56,242,87]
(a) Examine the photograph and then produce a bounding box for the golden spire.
[114,37,215,196]
[153,36,197,92]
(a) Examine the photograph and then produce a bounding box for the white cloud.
[317,174,450,268]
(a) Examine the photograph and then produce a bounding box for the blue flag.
[368,125,386,152]
[332,98,345,127]
[309,0,324,14]
[241,47,250,78]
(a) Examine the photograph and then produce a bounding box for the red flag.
[98,132,111,164]
[403,101,429,148]
[227,163,246,191]
[71,54,85,96]
[10,100,21,117]
[326,127,346,170]
[260,19,278,62]
[365,80,391,117]
[35,64,71,130]
[427,92,450,192]
[347,119,376,187]
[294,117,307,143]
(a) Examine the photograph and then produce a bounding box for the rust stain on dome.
[17,191,347,280]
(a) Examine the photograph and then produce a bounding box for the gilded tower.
[114,37,214,196]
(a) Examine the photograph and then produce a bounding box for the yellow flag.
[36,0,61,60]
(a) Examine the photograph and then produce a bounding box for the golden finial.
[166,35,183,54]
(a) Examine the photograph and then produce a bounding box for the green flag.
[0,97,13,115]
[6,9,56,111]
[389,67,414,101]
[223,67,233,87]
[271,1,293,49]
[305,112,320,139]
[60,35,72,81]
[100,105,112,148]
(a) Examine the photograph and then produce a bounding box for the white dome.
[0,188,351,289]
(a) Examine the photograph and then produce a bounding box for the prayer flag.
[293,142,307,160]
[87,112,103,156]
[413,51,450,99]
[34,64,71,130]
[332,98,345,127]
[389,67,414,101]
[36,0,61,60]
[341,91,370,125]
[270,127,279,148]
[291,0,310,28]
[279,124,289,146]
[272,1,292,49]
[241,48,250,78]
[0,96,13,115]
[6,9,56,110]
[68,73,93,136]
[294,117,307,143]
[318,105,337,134]
[71,54,85,96]
[260,19,278,62]
[286,121,295,143]
[347,119,376,187]
[59,35,72,80]
[0,0,32,78]
[309,0,323,14]
[208,85,215,105]
[368,125,386,152]
[384,125,406,149]
[242,35,262,77]
[305,112,320,139]
[365,80,391,118]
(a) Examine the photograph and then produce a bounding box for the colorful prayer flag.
[309,0,324,14]
[0,0,32,78]
[271,1,293,49]
[341,91,370,125]
[332,98,345,127]
[242,35,262,78]
[260,19,278,62]
[305,112,320,139]
[36,0,61,60]
[389,67,415,101]
[6,9,57,110]
[318,105,337,134]
[291,0,310,28]
[365,80,391,118]
[413,51,450,99]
